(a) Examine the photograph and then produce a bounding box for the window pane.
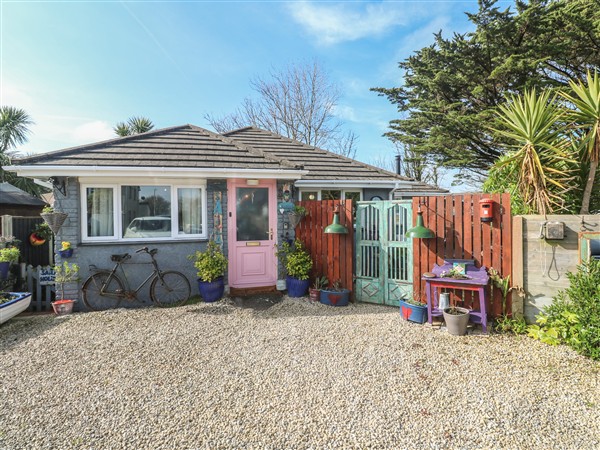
[87,187,114,237]
[322,190,341,200]
[122,185,171,238]
[236,187,269,241]
[178,188,202,235]
[301,191,318,201]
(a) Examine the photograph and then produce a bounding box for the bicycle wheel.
[82,272,124,311]
[150,271,191,307]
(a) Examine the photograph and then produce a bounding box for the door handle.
[268,228,274,240]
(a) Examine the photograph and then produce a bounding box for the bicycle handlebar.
[136,247,158,256]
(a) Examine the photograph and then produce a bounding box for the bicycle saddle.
[111,253,131,262]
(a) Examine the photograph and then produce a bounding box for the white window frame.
[298,189,362,201]
[80,178,208,243]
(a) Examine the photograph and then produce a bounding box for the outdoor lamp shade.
[324,212,348,234]
[406,211,435,239]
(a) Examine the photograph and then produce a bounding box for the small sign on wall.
[39,267,55,285]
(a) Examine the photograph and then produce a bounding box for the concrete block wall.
[515,214,600,322]
[276,180,296,280]
[54,177,80,301]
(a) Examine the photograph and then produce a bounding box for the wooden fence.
[412,193,512,318]
[296,199,354,293]
[26,265,56,312]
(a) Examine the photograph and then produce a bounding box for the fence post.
[511,216,524,319]
[1,215,13,237]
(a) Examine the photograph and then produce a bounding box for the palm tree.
[560,70,600,215]
[493,90,575,216]
[114,116,154,137]
[0,106,32,154]
[0,106,45,197]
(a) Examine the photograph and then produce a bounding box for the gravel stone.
[1,298,599,449]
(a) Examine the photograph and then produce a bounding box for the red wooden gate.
[412,193,512,318]
[296,200,353,293]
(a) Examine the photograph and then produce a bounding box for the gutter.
[4,165,308,180]
[294,179,414,189]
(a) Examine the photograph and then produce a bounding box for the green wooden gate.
[355,200,413,306]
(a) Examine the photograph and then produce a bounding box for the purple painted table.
[423,263,490,333]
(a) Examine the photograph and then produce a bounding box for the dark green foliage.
[373,0,600,180]
[114,116,154,137]
[494,315,528,334]
[528,260,600,360]
[0,106,48,197]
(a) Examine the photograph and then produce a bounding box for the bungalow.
[5,124,443,302]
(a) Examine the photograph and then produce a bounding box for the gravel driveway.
[1,298,599,449]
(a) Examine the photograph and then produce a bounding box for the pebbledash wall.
[53,178,228,307]
[513,214,600,322]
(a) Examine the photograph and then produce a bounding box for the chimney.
[395,154,402,176]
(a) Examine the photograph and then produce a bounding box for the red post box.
[479,198,494,223]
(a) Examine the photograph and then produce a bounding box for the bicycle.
[82,247,191,310]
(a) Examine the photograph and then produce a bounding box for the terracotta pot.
[52,299,75,316]
[309,288,320,302]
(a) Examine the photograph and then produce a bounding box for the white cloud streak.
[287,1,428,45]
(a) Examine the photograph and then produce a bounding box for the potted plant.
[288,205,307,229]
[276,239,312,297]
[58,241,74,258]
[0,246,20,280]
[189,241,228,302]
[440,266,471,280]
[0,278,32,325]
[399,297,428,323]
[29,222,52,246]
[320,279,351,306]
[41,205,69,234]
[443,306,471,336]
[309,275,328,302]
[52,261,79,315]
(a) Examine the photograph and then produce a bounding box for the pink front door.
[227,179,277,288]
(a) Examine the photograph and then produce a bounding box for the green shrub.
[189,241,228,282]
[275,239,312,280]
[494,315,528,335]
[527,260,600,360]
[0,247,20,263]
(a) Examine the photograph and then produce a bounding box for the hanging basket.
[41,212,68,234]
[288,212,305,229]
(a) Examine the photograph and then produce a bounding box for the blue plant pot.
[286,276,310,297]
[399,299,427,324]
[59,248,73,258]
[0,262,9,280]
[198,277,225,302]
[320,289,350,306]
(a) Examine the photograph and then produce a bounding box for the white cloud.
[71,120,114,143]
[333,104,358,122]
[287,1,426,45]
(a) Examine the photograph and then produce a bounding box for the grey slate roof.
[13,124,445,192]
[224,127,414,181]
[15,125,299,171]
[0,182,47,206]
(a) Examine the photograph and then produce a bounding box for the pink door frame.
[227,179,278,288]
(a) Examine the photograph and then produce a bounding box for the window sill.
[79,239,210,246]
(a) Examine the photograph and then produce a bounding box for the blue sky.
[1,0,480,181]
